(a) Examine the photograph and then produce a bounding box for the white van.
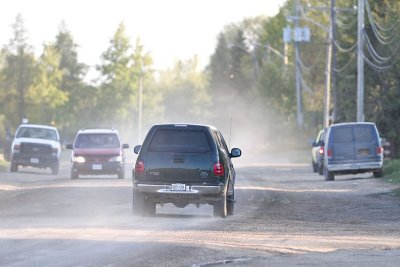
[323,122,383,181]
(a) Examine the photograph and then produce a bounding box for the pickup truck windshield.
[16,127,58,141]
[149,129,211,153]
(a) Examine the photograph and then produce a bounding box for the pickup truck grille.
[20,142,52,157]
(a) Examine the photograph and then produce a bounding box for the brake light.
[327,149,332,158]
[213,162,225,177]
[376,146,384,155]
[318,146,324,155]
[135,160,145,174]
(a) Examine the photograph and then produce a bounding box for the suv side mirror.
[66,144,73,149]
[122,144,130,149]
[230,148,241,158]
[312,141,318,147]
[134,145,141,154]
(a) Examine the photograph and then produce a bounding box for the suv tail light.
[213,162,225,177]
[376,146,384,155]
[135,160,145,174]
[318,146,324,155]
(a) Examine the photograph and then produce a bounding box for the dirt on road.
[0,158,399,266]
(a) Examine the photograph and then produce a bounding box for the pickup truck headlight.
[13,144,20,154]
[52,148,59,157]
[109,156,123,162]
[72,156,85,163]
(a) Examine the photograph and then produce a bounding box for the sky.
[1,0,286,72]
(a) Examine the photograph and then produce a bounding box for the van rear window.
[333,125,374,143]
[149,130,211,153]
[333,127,353,143]
[354,126,373,142]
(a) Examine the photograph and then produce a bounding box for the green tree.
[27,44,68,124]
[1,14,36,127]
[97,22,136,127]
[97,23,156,138]
[53,22,91,135]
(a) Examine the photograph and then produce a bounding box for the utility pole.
[323,0,334,128]
[331,0,338,123]
[295,0,303,127]
[357,0,365,122]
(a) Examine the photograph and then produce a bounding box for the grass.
[0,158,8,172]
[383,159,400,183]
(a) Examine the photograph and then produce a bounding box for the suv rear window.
[148,129,211,153]
[75,133,120,148]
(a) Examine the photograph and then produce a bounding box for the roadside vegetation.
[0,157,8,172]
[1,0,400,159]
[383,159,400,183]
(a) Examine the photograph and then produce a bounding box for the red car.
[66,128,129,179]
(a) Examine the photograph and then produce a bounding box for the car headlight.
[109,156,123,162]
[72,156,86,163]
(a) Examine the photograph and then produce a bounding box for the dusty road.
[0,153,400,267]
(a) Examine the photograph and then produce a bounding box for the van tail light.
[213,162,225,177]
[318,146,324,155]
[327,149,332,158]
[376,146,384,155]
[135,160,145,174]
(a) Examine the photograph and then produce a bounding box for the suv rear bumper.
[135,183,224,205]
[327,161,383,172]
[136,184,223,195]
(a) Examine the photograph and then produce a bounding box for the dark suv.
[132,124,241,218]
[66,129,129,179]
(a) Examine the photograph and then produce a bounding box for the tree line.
[1,0,400,157]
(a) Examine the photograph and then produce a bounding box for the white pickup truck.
[10,124,61,175]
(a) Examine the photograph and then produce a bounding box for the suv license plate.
[171,183,186,191]
[92,164,102,170]
[30,158,39,164]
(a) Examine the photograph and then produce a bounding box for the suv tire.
[70,170,79,179]
[133,188,145,215]
[117,169,125,179]
[144,200,156,216]
[213,192,227,218]
[10,161,18,172]
[51,160,60,175]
